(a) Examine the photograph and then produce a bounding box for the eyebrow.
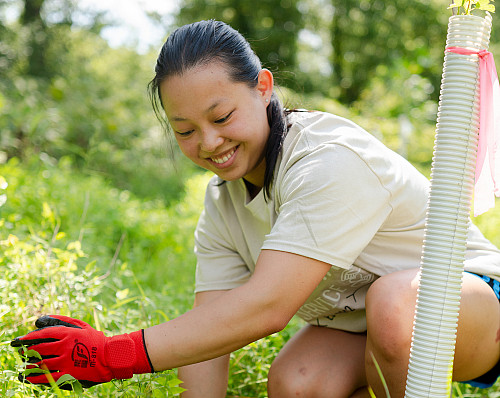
[171,100,224,122]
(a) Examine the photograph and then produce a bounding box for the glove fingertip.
[35,315,58,328]
[18,372,48,385]
[35,315,84,329]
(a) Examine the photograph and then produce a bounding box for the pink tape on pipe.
[446,46,500,216]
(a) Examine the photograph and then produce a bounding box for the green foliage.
[0,159,206,396]
[227,322,302,397]
[0,20,197,204]
[174,0,451,104]
[328,0,448,104]
[0,155,205,306]
[449,0,496,15]
[472,199,500,248]
[368,353,391,398]
[0,157,302,397]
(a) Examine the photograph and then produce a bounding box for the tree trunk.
[20,0,49,78]
[20,0,45,25]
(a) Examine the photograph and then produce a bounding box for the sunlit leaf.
[0,176,7,189]
[116,288,129,300]
[167,377,184,387]
[481,4,496,12]
[24,349,42,360]
[67,241,81,251]
[42,202,54,221]
[169,386,187,395]
[23,368,46,376]
[56,374,83,393]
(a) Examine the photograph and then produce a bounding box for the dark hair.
[148,20,288,200]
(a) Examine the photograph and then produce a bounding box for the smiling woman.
[11,19,500,398]
[159,63,271,187]
[148,20,289,199]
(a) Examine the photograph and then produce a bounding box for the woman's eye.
[176,130,194,137]
[215,112,233,124]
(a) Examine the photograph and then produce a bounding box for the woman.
[12,20,500,397]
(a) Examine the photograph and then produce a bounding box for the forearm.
[144,250,331,371]
[178,355,230,398]
[144,282,286,371]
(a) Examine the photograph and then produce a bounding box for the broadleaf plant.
[448,0,495,15]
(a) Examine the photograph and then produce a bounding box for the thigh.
[268,325,367,398]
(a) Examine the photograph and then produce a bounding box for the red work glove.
[11,315,154,389]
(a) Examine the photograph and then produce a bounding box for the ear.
[256,69,274,103]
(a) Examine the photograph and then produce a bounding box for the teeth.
[211,147,236,164]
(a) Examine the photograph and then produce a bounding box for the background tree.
[172,0,450,104]
[329,0,447,104]
[19,0,49,77]
[0,0,196,202]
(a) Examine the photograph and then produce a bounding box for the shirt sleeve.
[194,184,252,293]
[262,143,394,269]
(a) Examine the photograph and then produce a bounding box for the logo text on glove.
[90,346,97,367]
[71,342,90,368]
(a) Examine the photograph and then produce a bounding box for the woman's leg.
[365,268,500,398]
[267,325,368,398]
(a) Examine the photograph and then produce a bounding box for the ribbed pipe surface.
[404,14,492,398]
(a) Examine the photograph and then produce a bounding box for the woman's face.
[160,62,273,187]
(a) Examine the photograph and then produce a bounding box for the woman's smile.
[208,145,239,167]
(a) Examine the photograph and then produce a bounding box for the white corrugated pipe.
[404,13,492,398]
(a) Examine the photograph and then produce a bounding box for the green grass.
[1,155,499,397]
[0,156,300,397]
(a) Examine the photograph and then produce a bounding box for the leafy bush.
[0,22,198,204]
[0,161,191,396]
[0,157,300,397]
[0,155,200,298]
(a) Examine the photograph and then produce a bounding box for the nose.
[200,127,224,153]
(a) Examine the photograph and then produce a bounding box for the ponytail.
[263,92,288,200]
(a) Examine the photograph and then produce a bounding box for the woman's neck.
[243,179,262,200]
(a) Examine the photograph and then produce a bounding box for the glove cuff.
[105,330,154,380]
[129,330,155,374]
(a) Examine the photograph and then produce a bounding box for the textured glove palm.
[11,315,153,389]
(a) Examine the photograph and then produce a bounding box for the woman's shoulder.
[285,111,369,145]
[275,110,429,198]
[282,110,377,161]
[287,110,356,130]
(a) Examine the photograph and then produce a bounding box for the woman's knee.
[365,270,419,361]
[267,326,367,397]
[267,354,312,397]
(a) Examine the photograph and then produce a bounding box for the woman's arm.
[11,250,330,388]
[178,290,231,398]
[145,249,331,371]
